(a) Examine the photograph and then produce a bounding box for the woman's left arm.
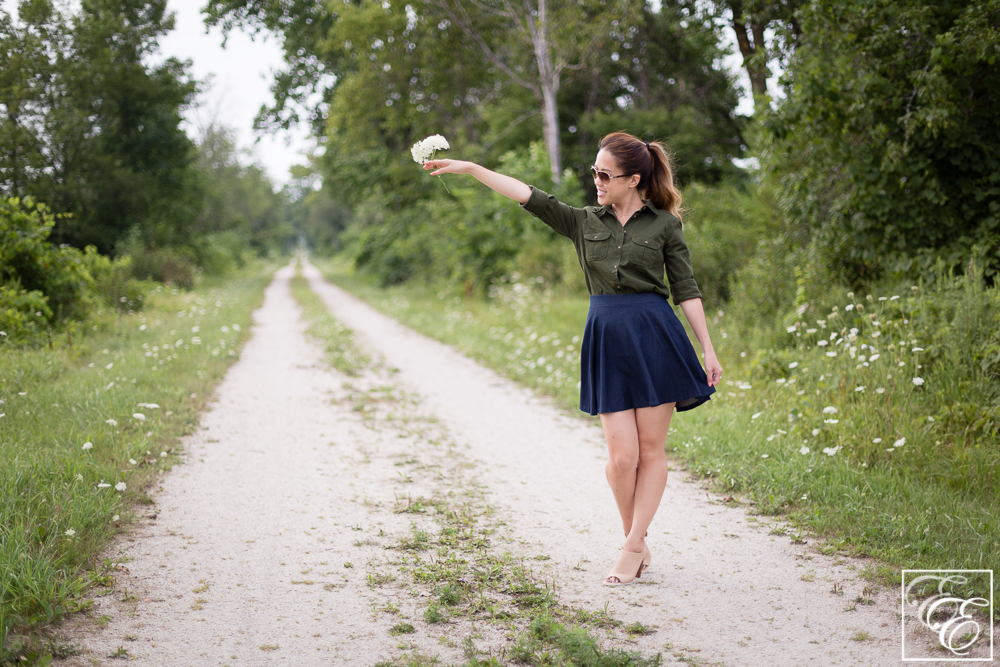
[679,298,723,387]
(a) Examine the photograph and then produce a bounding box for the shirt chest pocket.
[628,236,663,268]
[583,228,612,262]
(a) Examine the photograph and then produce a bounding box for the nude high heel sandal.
[603,548,646,586]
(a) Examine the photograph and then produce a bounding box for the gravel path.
[69,263,915,666]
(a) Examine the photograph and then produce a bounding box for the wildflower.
[767,435,775,441]
[898,362,906,367]
[139,324,146,331]
[799,446,810,455]
[410,134,450,163]
[82,442,93,450]
[75,473,84,481]
[811,429,820,436]
[739,383,752,390]
[106,419,118,426]
[129,458,137,465]
[847,291,855,299]
[160,451,168,457]
[786,325,797,334]
[789,362,799,369]
[893,437,905,448]
[855,386,865,392]
[115,482,126,492]
[145,403,160,409]
[912,347,924,352]
[890,295,900,300]
[872,331,881,337]
[869,354,880,362]
[817,340,829,346]
[751,412,763,420]
[776,378,787,384]
[879,296,887,301]
[761,454,769,459]
[133,413,146,421]
[845,304,854,311]
[822,446,841,456]
[221,326,230,333]
[912,377,924,386]
[113,515,120,521]
[873,438,882,444]
[826,351,837,357]
[176,339,184,346]
[927,416,935,422]
[97,482,111,488]
[824,419,839,424]
[191,326,200,333]
[823,406,838,414]
[192,337,201,345]
[65,528,76,537]
[233,324,241,331]
[806,328,817,334]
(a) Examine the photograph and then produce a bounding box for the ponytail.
[598,132,684,220]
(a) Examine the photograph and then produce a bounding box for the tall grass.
[0,266,274,658]
[318,258,1000,618]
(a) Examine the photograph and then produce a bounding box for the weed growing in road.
[290,262,371,375]
[0,267,272,661]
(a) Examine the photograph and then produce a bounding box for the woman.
[424,132,722,586]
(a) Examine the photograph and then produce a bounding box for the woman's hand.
[704,352,723,387]
[423,159,473,176]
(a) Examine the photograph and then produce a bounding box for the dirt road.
[71,263,911,666]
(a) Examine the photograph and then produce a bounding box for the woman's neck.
[611,193,645,221]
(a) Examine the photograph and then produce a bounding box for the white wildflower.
[191,337,201,345]
[898,361,906,367]
[97,482,111,488]
[823,406,838,414]
[845,304,854,311]
[221,326,230,333]
[893,437,906,448]
[912,347,924,352]
[133,413,146,421]
[869,354,880,362]
[82,442,93,450]
[826,351,837,357]
[912,377,924,386]
[105,362,113,370]
[824,419,839,424]
[751,412,763,420]
[233,324,241,331]
[75,473,84,481]
[411,134,450,163]
[191,325,200,333]
[817,340,829,347]
[855,386,865,392]
[789,362,799,369]
[873,438,882,444]
[799,446,810,455]
[811,429,820,436]
[144,403,160,409]
[822,446,841,456]
[113,515,120,521]
[761,454,769,458]
[115,482,126,492]
[160,451,168,457]
[806,328,817,334]
[786,325,797,334]
[105,419,117,426]
[64,528,76,537]
[890,295,899,300]
[129,458,137,465]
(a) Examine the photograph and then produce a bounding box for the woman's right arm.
[424,160,531,204]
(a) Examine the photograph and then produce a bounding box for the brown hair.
[598,132,683,220]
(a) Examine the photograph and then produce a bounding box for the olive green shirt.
[521,186,702,304]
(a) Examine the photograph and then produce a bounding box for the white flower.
[133,413,146,421]
[899,361,906,367]
[855,386,865,392]
[233,324,241,331]
[761,454,769,458]
[191,337,201,345]
[879,296,887,301]
[191,325,200,333]
[144,403,160,409]
[893,437,906,448]
[806,328,817,334]
[175,339,184,346]
[767,434,775,441]
[105,419,117,426]
[786,325,797,334]
[822,446,841,456]
[97,482,111,488]
[129,458,137,465]
[869,354,880,362]
[873,438,882,444]
[113,515,120,521]
[912,377,924,386]
[411,134,450,163]
[739,383,753,390]
[139,324,146,331]
[788,362,799,369]
[824,419,839,424]
[751,412,763,420]
[82,442,93,450]
[105,362,114,370]
[75,473,84,481]
[811,428,820,436]
[927,416,935,422]
[845,304,854,311]
[776,378,787,384]
[890,295,900,300]
[799,446,810,455]
[826,351,837,357]
[912,347,924,352]
[817,340,829,347]
[115,482,126,492]
[64,528,76,537]
[221,326,230,333]
[160,451,168,457]
[823,406,839,414]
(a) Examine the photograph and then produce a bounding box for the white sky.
[156,0,313,185]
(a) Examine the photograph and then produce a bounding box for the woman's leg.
[600,403,675,553]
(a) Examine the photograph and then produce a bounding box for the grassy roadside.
[315,257,999,618]
[0,264,276,662]
[289,263,666,667]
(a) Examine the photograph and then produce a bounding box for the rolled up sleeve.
[520,186,582,239]
[663,223,702,303]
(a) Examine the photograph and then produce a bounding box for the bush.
[79,247,153,311]
[0,198,94,342]
[119,229,198,289]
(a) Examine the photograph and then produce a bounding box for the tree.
[769,0,1000,280]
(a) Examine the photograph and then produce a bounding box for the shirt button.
[613,265,617,269]
[617,245,621,249]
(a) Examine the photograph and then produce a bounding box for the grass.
[0,264,275,661]
[316,257,1000,621]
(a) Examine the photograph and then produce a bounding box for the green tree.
[770,0,1000,281]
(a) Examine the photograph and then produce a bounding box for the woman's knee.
[637,439,667,466]
[607,450,639,472]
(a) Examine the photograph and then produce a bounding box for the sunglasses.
[590,166,630,184]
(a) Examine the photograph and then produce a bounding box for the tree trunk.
[729,0,770,100]
[528,0,562,183]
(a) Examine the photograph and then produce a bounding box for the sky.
[156,0,313,185]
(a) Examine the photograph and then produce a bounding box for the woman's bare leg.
[600,403,675,553]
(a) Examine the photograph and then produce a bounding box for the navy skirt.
[579,293,715,415]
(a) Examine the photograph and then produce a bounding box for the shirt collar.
[596,200,658,216]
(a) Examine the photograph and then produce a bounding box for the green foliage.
[0,198,93,342]
[769,0,1000,281]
